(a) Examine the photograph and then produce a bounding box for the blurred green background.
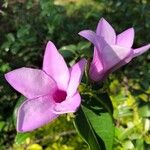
[0,0,150,149]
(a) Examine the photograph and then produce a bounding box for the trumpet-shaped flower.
[5,41,87,132]
[79,18,150,81]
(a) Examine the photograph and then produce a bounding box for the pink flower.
[79,18,150,81]
[5,41,87,132]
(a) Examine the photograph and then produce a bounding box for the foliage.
[0,0,150,149]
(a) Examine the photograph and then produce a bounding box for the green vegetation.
[0,0,150,149]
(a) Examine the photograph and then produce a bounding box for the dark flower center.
[53,89,67,103]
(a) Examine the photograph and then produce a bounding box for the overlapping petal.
[43,41,70,90]
[102,45,131,71]
[89,48,104,81]
[116,28,134,48]
[79,30,105,80]
[52,92,81,114]
[79,30,106,65]
[5,40,86,132]
[79,30,106,52]
[79,18,150,81]
[17,95,58,132]
[67,59,87,97]
[79,30,131,74]
[96,18,116,45]
[5,67,56,99]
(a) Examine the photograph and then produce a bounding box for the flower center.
[53,89,67,103]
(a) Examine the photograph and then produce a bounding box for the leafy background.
[0,0,150,149]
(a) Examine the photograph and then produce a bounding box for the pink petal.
[79,30,105,50]
[93,51,132,81]
[79,30,97,44]
[109,50,133,73]
[5,68,56,99]
[79,30,106,81]
[117,28,134,48]
[102,45,131,71]
[52,92,81,114]
[96,18,116,44]
[43,41,70,90]
[133,44,150,57]
[89,47,104,81]
[79,30,106,59]
[67,59,87,97]
[17,95,58,132]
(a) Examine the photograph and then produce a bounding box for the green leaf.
[6,33,15,42]
[0,121,5,130]
[77,41,91,50]
[17,25,30,38]
[15,132,31,145]
[77,41,92,57]
[82,105,114,150]
[123,140,134,149]
[59,45,76,58]
[74,106,102,150]
[139,104,150,117]
[59,50,75,58]
[59,44,77,52]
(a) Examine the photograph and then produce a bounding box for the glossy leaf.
[74,106,102,150]
[83,106,115,150]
